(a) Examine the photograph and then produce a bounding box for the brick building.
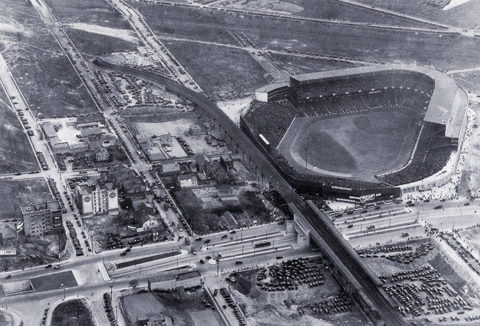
[21,201,63,236]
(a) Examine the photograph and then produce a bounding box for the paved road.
[93,60,406,325]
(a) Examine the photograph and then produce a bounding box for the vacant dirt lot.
[121,288,223,326]
[1,0,96,118]
[0,179,52,219]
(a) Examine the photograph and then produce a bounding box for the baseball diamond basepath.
[277,110,421,182]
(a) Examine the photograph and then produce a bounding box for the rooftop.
[21,200,61,215]
[175,270,201,281]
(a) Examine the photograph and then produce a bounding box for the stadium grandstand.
[242,64,468,201]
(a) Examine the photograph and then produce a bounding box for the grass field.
[31,271,78,292]
[278,111,420,182]
[0,91,37,174]
[46,0,129,29]
[165,41,272,99]
[133,2,238,45]
[221,0,435,28]
[133,1,480,71]
[269,53,357,75]
[0,179,52,220]
[51,299,95,326]
[1,0,96,118]
[64,29,138,56]
[355,0,480,29]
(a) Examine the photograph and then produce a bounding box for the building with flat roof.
[74,180,119,216]
[21,201,63,237]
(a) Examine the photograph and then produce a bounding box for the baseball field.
[277,110,421,182]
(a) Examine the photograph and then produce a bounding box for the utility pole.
[216,255,220,276]
[305,136,309,170]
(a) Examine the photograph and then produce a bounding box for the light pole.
[61,283,65,300]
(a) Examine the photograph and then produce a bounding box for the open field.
[165,41,272,99]
[0,178,52,219]
[0,91,37,174]
[0,233,67,272]
[355,0,480,29]
[121,288,224,326]
[277,111,419,182]
[133,2,238,45]
[64,29,138,57]
[132,2,480,71]
[220,0,435,27]
[47,0,140,56]
[0,0,96,118]
[51,299,95,326]
[246,22,480,71]
[269,53,358,75]
[46,0,130,29]
[173,186,273,235]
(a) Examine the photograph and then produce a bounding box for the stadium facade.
[243,65,468,203]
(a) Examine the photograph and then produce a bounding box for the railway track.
[93,58,406,325]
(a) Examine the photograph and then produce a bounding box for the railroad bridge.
[93,58,406,326]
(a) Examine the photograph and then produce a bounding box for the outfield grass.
[51,299,94,326]
[279,111,420,182]
[165,41,272,99]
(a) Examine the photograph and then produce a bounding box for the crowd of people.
[243,71,451,194]
[379,122,453,186]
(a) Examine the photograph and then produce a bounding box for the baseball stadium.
[241,65,468,201]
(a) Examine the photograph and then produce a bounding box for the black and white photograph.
[0,0,479,325]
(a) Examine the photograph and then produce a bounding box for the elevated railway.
[93,58,406,325]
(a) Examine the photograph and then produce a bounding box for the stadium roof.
[255,81,289,94]
[287,64,468,139]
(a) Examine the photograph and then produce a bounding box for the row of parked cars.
[298,291,353,316]
[103,292,118,326]
[36,151,48,171]
[257,257,325,292]
[66,221,83,256]
[40,308,49,326]
[219,287,246,326]
[48,179,67,214]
